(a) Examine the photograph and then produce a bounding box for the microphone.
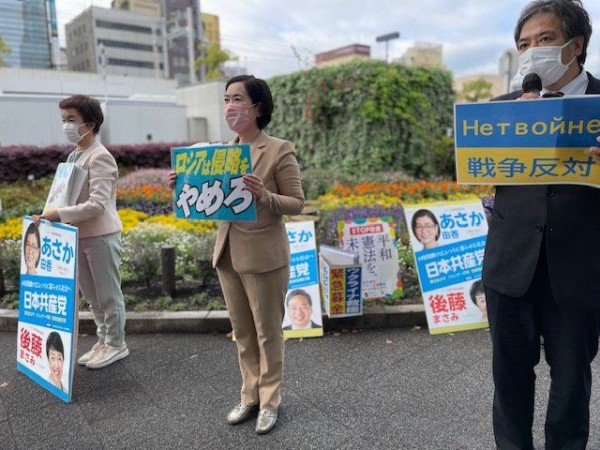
[522,73,542,96]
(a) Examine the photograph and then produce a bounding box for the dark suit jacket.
[482,72,600,309]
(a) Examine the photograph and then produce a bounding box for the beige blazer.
[57,139,123,239]
[212,132,305,274]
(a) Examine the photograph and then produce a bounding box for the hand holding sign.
[242,173,267,199]
[587,136,600,161]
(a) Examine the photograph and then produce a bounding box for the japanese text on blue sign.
[172,144,256,221]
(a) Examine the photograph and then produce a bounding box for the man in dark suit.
[482,1,600,449]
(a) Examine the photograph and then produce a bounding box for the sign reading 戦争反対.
[454,96,600,187]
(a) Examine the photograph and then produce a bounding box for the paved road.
[1,328,600,449]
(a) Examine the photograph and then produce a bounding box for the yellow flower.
[118,209,148,232]
[0,218,23,240]
[116,208,216,236]
[146,215,216,234]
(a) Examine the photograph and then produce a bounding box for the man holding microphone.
[482,1,600,449]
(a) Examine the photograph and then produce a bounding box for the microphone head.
[522,73,542,94]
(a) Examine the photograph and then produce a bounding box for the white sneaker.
[77,342,103,366]
[86,343,129,369]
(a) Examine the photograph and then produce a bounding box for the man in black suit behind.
[482,1,600,449]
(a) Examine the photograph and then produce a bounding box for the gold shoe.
[255,409,278,434]
[226,403,257,425]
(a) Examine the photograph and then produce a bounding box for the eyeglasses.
[25,243,40,251]
[415,224,436,231]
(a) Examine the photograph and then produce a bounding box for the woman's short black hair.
[410,209,441,242]
[225,75,273,129]
[59,94,104,134]
[46,332,64,358]
[469,280,485,304]
[23,222,41,267]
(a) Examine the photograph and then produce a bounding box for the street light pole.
[375,32,400,63]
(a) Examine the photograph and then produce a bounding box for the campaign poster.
[337,217,403,300]
[171,143,257,221]
[455,96,600,187]
[319,254,362,318]
[405,201,489,334]
[283,221,323,338]
[17,217,79,402]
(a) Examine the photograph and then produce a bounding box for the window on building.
[96,20,153,34]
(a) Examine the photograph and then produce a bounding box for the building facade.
[397,42,443,68]
[66,6,164,78]
[114,0,221,85]
[0,68,187,146]
[0,0,54,69]
[161,0,220,85]
[314,44,371,67]
[112,0,161,17]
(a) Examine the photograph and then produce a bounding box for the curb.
[0,304,426,334]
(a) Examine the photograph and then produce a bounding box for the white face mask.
[62,122,91,144]
[517,39,576,87]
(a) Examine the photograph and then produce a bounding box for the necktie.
[542,91,564,98]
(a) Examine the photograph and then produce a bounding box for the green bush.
[0,177,53,218]
[0,239,21,291]
[2,292,19,309]
[121,223,216,287]
[268,60,455,178]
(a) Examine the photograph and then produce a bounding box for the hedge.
[267,60,455,178]
[0,142,191,182]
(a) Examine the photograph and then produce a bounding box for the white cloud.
[56,0,600,79]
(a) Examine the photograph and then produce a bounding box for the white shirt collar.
[541,68,589,96]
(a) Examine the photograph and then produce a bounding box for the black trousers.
[485,246,600,450]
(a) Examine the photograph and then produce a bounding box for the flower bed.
[0,171,495,311]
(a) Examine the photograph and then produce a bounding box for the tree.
[0,36,11,67]
[459,77,493,103]
[195,42,234,80]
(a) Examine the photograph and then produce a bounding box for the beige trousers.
[216,243,288,410]
[78,231,126,347]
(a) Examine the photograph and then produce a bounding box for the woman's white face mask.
[62,122,91,144]
[517,39,576,87]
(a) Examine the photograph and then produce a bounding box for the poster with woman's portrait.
[405,201,489,334]
[16,325,72,396]
[17,217,79,403]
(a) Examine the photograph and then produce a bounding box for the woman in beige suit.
[34,95,128,370]
[170,75,304,434]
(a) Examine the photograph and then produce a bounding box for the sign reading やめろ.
[171,144,256,221]
[454,95,600,188]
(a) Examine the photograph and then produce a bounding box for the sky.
[56,0,600,79]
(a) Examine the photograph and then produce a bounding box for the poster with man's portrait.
[283,222,323,338]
